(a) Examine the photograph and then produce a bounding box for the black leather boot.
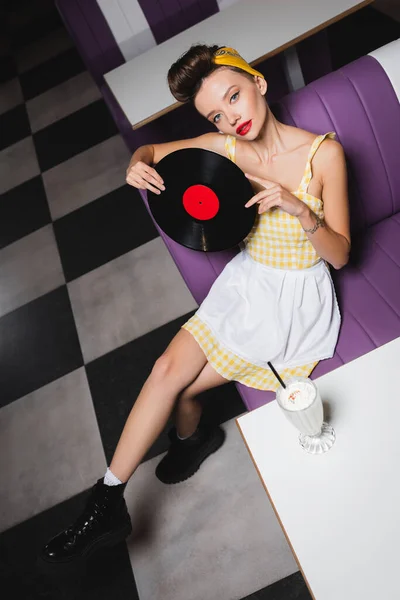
[155,424,225,484]
[40,478,132,564]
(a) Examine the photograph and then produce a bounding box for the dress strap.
[225,135,237,163]
[298,132,336,192]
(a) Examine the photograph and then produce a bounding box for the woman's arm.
[126,132,226,193]
[245,140,351,270]
[152,132,226,164]
[297,141,351,270]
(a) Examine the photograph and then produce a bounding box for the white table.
[236,337,400,600]
[104,0,372,130]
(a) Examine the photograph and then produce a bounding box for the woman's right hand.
[126,160,165,195]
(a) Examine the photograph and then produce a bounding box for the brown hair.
[167,44,252,104]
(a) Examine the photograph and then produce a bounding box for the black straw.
[268,361,286,389]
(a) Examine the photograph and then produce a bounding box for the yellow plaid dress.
[182,132,340,391]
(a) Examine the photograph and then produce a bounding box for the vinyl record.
[147,148,257,252]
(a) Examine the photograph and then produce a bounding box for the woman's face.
[194,67,268,139]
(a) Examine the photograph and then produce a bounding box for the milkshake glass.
[276,377,335,454]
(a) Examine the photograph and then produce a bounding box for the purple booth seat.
[138,44,400,411]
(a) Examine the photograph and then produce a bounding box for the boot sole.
[156,426,226,485]
[37,520,132,570]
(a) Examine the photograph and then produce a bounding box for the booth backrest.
[275,52,400,235]
[136,0,219,45]
[55,0,125,86]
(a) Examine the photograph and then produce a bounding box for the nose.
[227,109,240,127]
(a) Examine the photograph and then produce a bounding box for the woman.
[41,45,350,564]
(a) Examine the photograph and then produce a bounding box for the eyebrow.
[206,85,237,119]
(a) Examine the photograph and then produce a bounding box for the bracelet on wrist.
[302,214,325,234]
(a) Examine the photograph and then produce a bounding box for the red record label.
[147,148,256,252]
[182,184,219,220]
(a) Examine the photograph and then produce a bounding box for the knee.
[151,353,179,386]
[178,385,196,404]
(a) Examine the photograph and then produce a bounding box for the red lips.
[236,120,252,135]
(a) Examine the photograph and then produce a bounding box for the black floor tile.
[0,286,83,408]
[327,6,400,70]
[86,311,246,464]
[0,55,16,83]
[33,99,118,172]
[242,571,312,600]
[54,185,158,282]
[19,47,85,101]
[12,10,63,50]
[0,104,31,151]
[0,488,139,600]
[0,175,51,250]
[4,0,63,51]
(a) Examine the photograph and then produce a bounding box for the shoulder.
[286,126,342,158]
[285,125,317,150]
[196,132,230,154]
[319,136,344,159]
[151,132,228,164]
[314,137,346,182]
[315,138,346,181]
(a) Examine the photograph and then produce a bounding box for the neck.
[253,107,288,164]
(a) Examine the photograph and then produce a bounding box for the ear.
[254,75,268,96]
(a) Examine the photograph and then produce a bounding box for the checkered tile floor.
[0,4,398,599]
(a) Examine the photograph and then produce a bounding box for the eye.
[212,91,239,124]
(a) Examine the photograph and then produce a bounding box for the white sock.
[177,428,197,441]
[104,467,123,486]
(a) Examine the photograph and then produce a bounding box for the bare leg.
[109,329,207,482]
[174,362,229,438]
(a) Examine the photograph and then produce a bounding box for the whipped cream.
[279,381,316,412]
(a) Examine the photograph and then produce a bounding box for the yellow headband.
[213,47,264,79]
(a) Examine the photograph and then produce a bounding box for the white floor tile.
[68,237,198,363]
[42,135,131,219]
[0,137,40,195]
[0,225,65,318]
[0,368,106,532]
[26,71,102,133]
[125,419,298,600]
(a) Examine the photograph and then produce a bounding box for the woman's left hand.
[244,173,307,218]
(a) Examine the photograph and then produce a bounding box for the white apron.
[196,249,340,371]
